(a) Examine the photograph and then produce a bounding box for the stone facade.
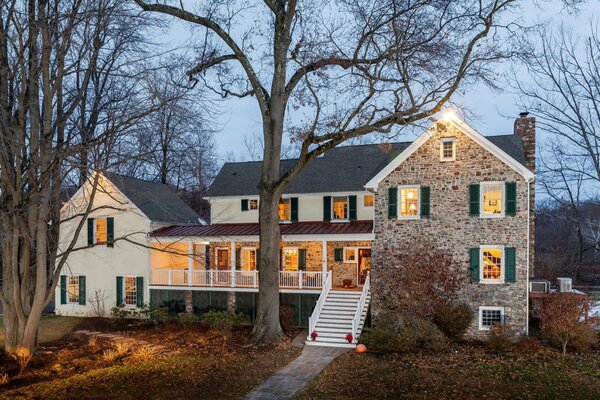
[371,120,535,337]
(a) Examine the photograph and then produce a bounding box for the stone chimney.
[514,112,535,173]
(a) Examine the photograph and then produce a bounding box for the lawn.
[297,344,600,400]
[0,315,84,347]
[0,317,300,400]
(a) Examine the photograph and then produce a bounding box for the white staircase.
[306,273,371,348]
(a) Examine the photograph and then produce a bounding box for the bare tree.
[135,0,520,344]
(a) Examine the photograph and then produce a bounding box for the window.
[479,307,504,330]
[249,199,258,210]
[67,276,80,304]
[481,246,504,283]
[241,248,257,270]
[278,198,291,221]
[95,217,107,244]
[364,194,374,207]
[216,248,230,270]
[124,277,137,306]
[332,196,348,220]
[282,248,298,271]
[481,182,504,217]
[440,138,456,161]
[399,186,420,218]
[343,248,357,263]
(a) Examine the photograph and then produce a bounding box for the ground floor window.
[216,248,230,270]
[67,275,80,304]
[479,306,504,330]
[481,246,504,282]
[241,247,257,270]
[124,276,137,306]
[343,247,357,263]
[282,248,299,271]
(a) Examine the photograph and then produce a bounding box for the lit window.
[249,199,258,210]
[282,248,298,271]
[399,187,419,217]
[344,248,357,263]
[479,307,504,330]
[216,248,230,269]
[68,276,80,304]
[332,196,348,220]
[241,248,257,270]
[278,198,291,221]
[124,277,137,306]
[481,182,504,216]
[481,247,503,282]
[440,138,455,161]
[95,218,107,244]
[364,194,374,207]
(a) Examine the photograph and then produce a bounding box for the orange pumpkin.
[355,344,367,353]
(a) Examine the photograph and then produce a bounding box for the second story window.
[399,186,419,218]
[278,198,291,221]
[249,199,258,210]
[96,218,108,244]
[332,196,348,220]
[481,182,504,217]
[440,138,456,161]
[87,217,114,247]
[481,247,503,282]
[364,194,374,207]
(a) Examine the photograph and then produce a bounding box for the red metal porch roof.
[151,220,373,237]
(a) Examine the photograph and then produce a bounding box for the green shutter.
[291,197,299,222]
[334,248,343,262]
[505,247,516,283]
[323,196,331,221]
[60,275,67,305]
[107,217,114,247]
[136,277,144,307]
[279,249,283,270]
[235,248,241,270]
[505,182,517,216]
[349,195,357,220]
[256,248,260,270]
[116,276,123,306]
[469,184,480,216]
[298,249,307,271]
[388,187,397,218]
[87,218,94,246]
[420,186,430,217]
[469,248,480,283]
[241,199,249,211]
[78,276,86,305]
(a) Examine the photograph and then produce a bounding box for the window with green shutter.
[78,276,86,305]
[469,184,480,216]
[505,247,516,282]
[298,249,307,271]
[334,248,343,262]
[107,217,114,248]
[505,182,517,216]
[388,187,397,219]
[235,248,241,270]
[349,195,357,220]
[60,275,67,304]
[469,248,480,283]
[136,277,144,307]
[420,186,430,217]
[116,276,123,306]
[241,199,249,211]
[87,218,94,246]
[291,197,299,222]
[323,196,332,221]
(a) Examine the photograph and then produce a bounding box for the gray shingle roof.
[105,173,201,224]
[206,134,527,197]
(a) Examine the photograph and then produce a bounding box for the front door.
[358,248,371,285]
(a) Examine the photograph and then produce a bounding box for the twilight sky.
[161,0,598,160]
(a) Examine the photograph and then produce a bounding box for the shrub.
[279,305,296,334]
[177,312,200,326]
[433,303,473,342]
[514,336,543,355]
[360,313,447,353]
[0,373,8,386]
[129,345,161,363]
[102,349,118,362]
[486,323,514,354]
[87,335,99,348]
[111,304,150,328]
[112,341,131,357]
[150,307,171,324]
[202,310,245,332]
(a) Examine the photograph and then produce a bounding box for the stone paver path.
[244,346,349,400]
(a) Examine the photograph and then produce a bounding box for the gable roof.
[104,173,202,224]
[364,115,534,189]
[206,142,410,197]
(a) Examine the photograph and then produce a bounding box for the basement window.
[479,306,504,330]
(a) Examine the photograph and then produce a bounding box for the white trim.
[398,185,421,220]
[479,181,505,219]
[480,245,505,284]
[479,306,505,330]
[440,137,456,161]
[151,233,375,243]
[205,190,369,201]
[148,285,322,294]
[343,247,358,263]
[364,115,534,189]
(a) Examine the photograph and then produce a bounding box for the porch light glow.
[440,109,456,121]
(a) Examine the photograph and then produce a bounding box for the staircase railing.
[351,271,370,343]
[307,271,332,339]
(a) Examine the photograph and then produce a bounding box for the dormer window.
[278,198,291,222]
[440,138,456,161]
[332,196,348,220]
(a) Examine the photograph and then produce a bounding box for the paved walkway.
[244,345,349,400]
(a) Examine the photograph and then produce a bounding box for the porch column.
[187,241,193,286]
[230,241,236,287]
[322,240,327,286]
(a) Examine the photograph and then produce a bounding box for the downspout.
[526,177,533,336]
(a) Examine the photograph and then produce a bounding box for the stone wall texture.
[371,120,535,337]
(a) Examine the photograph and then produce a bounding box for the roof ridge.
[105,171,167,187]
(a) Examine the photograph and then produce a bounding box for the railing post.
[230,241,236,287]
[168,270,172,286]
[299,270,303,289]
[188,241,193,286]
[210,270,213,287]
[253,270,257,288]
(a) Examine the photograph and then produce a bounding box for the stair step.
[313,326,354,333]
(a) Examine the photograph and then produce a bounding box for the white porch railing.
[351,271,370,343]
[151,269,325,290]
[307,271,332,337]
